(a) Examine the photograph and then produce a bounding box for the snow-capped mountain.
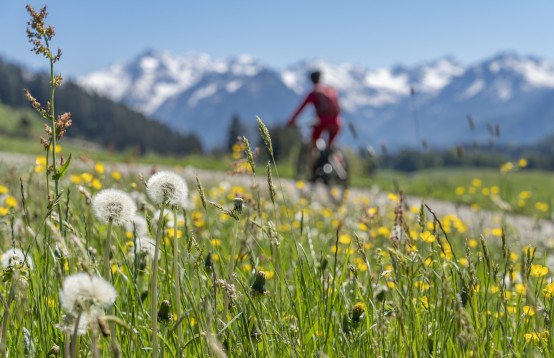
[77,50,554,150]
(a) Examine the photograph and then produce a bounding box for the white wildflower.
[59,273,117,312]
[1,248,33,269]
[92,189,136,225]
[147,171,189,208]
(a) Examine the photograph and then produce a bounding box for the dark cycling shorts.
[312,122,340,146]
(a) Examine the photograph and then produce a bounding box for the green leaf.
[52,153,72,180]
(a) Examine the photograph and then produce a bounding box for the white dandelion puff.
[1,248,33,269]
[59,273,117,312]
[125,215,149,237]
[92,189,136,225]
[147,171,189,208]
[135,236,157,260]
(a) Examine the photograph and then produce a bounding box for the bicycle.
[294,135,349,205]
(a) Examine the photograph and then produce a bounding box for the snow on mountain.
[77,50,554,150]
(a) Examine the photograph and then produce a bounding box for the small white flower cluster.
[147,171,189,208]
[92,189,136,225]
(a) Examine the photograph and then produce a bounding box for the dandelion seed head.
[135,236,156,260]
[1,248,33,269]
[147,171,189,208]
[59,273,117,312]
[92,189,136,225]
[125,215,149,237]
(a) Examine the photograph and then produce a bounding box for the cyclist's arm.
[287,92,315,126]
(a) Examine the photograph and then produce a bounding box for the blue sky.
[1,1,553,77]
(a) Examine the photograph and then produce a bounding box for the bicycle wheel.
[322,148,349,204]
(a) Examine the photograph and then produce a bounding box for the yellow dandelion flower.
[35,155,47,173]
[111,264,119,275]
[91,179,102,190]
[0,207,8,216]
[535,202,549,212]
[500,162,514,173]
[5,195,17,208]
[530,264,548,277]
[543,283,554,298]
[519,191,532,200]
[458,258,469,267]
[420,296,429,309]
[387,193,398,202]
[70,174,81,184]
[518,158,527,168]
[94,162,105,174]
[112,171,122,181]
[468,239,478,248]
[507,306,517,314]
[523,306,535,316]
[514,283,526,295]
[357,262,368,272]
[295,180,305,189]
[471,178,482,187]
[491,228,503,237]
[420,231,436,243]
[377,226,390,237]
[210,239,221,247]
[81,172,93,183]
[386,281,396,289]
[415,281,430,291]
[0,185,7,194]
[339,234,352,245]
[242,263,252,272]
[367,207,378,216]
[455,186,465,196]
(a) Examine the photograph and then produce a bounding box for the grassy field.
[1,130,554,356]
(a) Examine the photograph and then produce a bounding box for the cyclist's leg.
[326,123,347,180]
[310,124,325,180]
[327,122,340,150]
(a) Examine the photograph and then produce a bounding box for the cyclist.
[286,70,343,180]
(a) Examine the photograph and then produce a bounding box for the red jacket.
[287,84,341,127]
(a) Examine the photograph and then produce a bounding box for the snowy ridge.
[77,50,554,149]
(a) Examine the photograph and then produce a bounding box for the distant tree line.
[0,59,203,155]
[362,143,554,173]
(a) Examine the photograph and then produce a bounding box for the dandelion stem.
[173,207,184,355]
[104,219,113,279]
[151,204,166,358]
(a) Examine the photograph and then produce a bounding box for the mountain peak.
[77,50,554,149]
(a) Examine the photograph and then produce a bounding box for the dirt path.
[2,151,553,247]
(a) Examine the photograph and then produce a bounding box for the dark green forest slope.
[0,59,202,155]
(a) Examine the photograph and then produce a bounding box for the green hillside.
[0,58,203,156]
